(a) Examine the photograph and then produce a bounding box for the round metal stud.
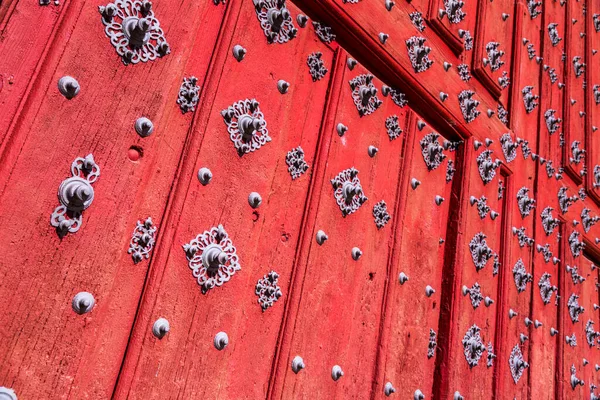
[232,45,246,61]
[248,192,262,209]
[398,272,409,285]
[135,117,154,138]
[454,392,464,400]
[379,32,389,44]
[72,292,95,315]
[291,355,305,373]
[411,178,421,190]
[331,365,344,381]
[385,0,395,11]
[414,389,425,400]
[347,58,357,70]
[384,382,396,396]
[296,14,308,28]
[484,297,494,307]
[352,247,362,261]
[152,317,170,339]
[337,123,348,136]
[443,62,452,71]
[197,167,213,185]
[440,92,448,101]
[58,76,80,99]
[435,195,444,205]
[0,387,17,400]
[509,309,518,319]
[425,285,435,297]
[368,145,379,157]
[316,230,328,245]
[277,80,290,94]
[550,328,558,336]
[214,331,229,350]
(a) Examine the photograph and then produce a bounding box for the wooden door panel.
[0,0,225,398]
[373,113,459,398]
[113,3,337,398]
[427,0,477,55]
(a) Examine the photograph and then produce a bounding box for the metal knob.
[135,117,154,137]
[72,292,95,315]
[248,192,262,208]
[454,392,464,400]
[435,195,444,205]
[331,365,344,381]
[58,76,80,99]
[379,32,389,44]
[550,328,558,336]
[0,387,17,400]
[398,272,409,285]
[368,146,379,157]
[232,45,246,61]
[197,167,213,185]
[509,309,518,319]
[291,355,305,373]
[414,389,424,400]
[277,80,290,94]
[411,178,421,190]
[484,297,494,307]
[352,247,362,260]
[316,230,328,245]
[425,285,435,297]
[384,382,396,396]
[214,331,229,350]
[337,123,348,136]
[152,318,170,339]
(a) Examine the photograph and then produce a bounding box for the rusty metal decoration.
[522,86,539,114]
[538,273,557,305]
[568,230,585,258]
[420,133,447,171]
[382,86,408,108]
[385,115,402,141]
[50,154,100,238]
[285,146,309,180]
[509,344,529,384]
[497,104,508,125]
[484,42,505,72]
[128,217,157,264]
[486,343,496,368]
[566,333,577,347]
[183,224,240,294]
[585,320,599,347]
[406,36,433,73]
[252,0,297,43]
[446,160,456,183]
[536,243,553,262]
[477,150,500,184]
[462,282,484,309]
[177,76,200,114]
[428,328,437,359]
[255,270,283,311]
[373,200,391,229]
[582,208,600,233]
[462,324,485,368]
[570,141,585,164]
[470,196,490,219]
[349,74,382,117]
[221,99,270,156]
[458,90,480,123]
[307,52,328,81]
[568,293,585,322]
[544,109,561,134]
[409,12,426,32]
[442,0,466,24]
[500,133,518,162]
[558,187,579,214]
[330,167,368,217]
[470,232,494,271]
[548,23,562,46]
[513,258,533,293]
[457,64,471,81]
[571,365,584,390]
[312,21,336,43]
[98,0,170,65]
[516,187,536,218]
[572,56,585,78]
[513,226,534,248]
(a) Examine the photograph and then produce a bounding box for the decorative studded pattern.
[313,21,336,43]
[498,71,510,89]
[446,160,456,183]
[548,23,562,46]
[221,98,270,156]
[285,146,309,180]
[177,76,200,114]
[428,329,437,359]
[545,109,561,134]
[406,36,433,73]
[477,150,500,184]
[527,0,542,19]
[253,0,297,43]
[500,133,518,162]
[497,104,508,125]
[522,86,539,113]
[255,270,283,312]
[457,64,471,81]
[373,200,391,229]
[486,343,496,368]
[307,52,328,81]
[420,133,447,171]
[470,232,494,271]
[509,344,528,384]
[541,207,560,235]
[444,0,466,24]
[458,90,480,123]
[582,208,600,233]
[513,258,532,293]
[538,273,557,305]
[385,115,402,140]
[330,167,368,217]
[409,12,425,32]
[568,293,584,322]
[516,187,536,218]
[570,141,585,164]
[349,74,383,117]
[464,282,484,308]
[568,230,584,257]
[128,217,157,264]
[485,42,505,72]
[462,324,485,368]
[558,187,579,214]
[585,320,599,347]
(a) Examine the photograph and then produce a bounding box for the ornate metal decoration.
[484,42,504,72]
[72,292,95,314]
[497,71,510,89]
[462,324,485,368]
[541,207,559,235]
[477,150,500,184]
[573,56,585,78]
[312,21,335,43]
[255,270,282,311]
[527,43,536,60]
[252,0,297,43]
[594,165,600,188]
[497,104,508,125]
[527,0,542,19]
[373,200,391,229]
[470,196,490,219]
[567,265,585,285]
[446,160,456,183]
[594,85,600,105]
[457,64,471,81]
[513,259,533,293]
[463,282,484,308]
[519,139,531,160]
[538,273,557,305]
[546,160,556,178]
[509,344,528,384]
[582,208,600,233]
[470,232,493,271]
[307,52,328,81]
[221,99,270,156]
[183,224,240,294]
[536,243,553,262]
[98,0,170,65]
[566,333,577,347]
[568,293,585,322]
[330,167,368,217]
[349,74,382,117]
[492,254,500,276]
[558,187,579,214]
[177,76,200,114]
[516,187,535,218]
[420,133,447,171]
[570,141,585,164]
[286,146,309,180]
[548,23,562,46]
[406,36,433,73]
[428,329,437,359]
[500,133,518,162]
[569,230,584,258]
[594,14,600,32]
[571,365,584,389]
[585,320,599,347]
[58,76,80,99]
[486,343,496,368]
[545,109,561,134]
[128,217,157,263]
[50,154,100,238]
[383,86,408,108]
[409,12,426,32]
[548,68,558,84]
[458,90,480,123]
[498,180,505,199]
[578,188,586,201]
[385,115,402,141]
[443,0,466,24]
[513,226,534,247]
[522,86,539,113]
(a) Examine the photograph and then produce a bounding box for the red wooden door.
[3,0,600,398]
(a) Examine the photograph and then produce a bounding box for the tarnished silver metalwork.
[513,258,532,293]
[545,109,561,134]
[498,180,505,200]
[571,365,584,389]
[500,133,518,162]
[285,146,309,180]
[98,0,170,65]
[420,133,447,171]
[566,265,585,284]
[307,52,328,81]
[462,282,484,308]
[331,365,344,381]
[536,243,553,262]
[330,167,367,217]
[538,273,557,305]
[72,292,95,314]
[484,42,504,72]
[255,270,282,311]
[428,328,437,359]
[586,320,599,347]
[486,342,496,368]
[446,160,456,183]
[519,138,531,159]
[406,36,433,73]
[527,43,536,60]
[570,141,585,164]
[548,23,562,46]
[152,318,170,339]
[558,187,579,214]
[594,14,600,32]
[492,254,500,276]
[527,0,541,18]
[566,333,577,347]
[573,56,585,78]
[214,331,229,350]
[232,44,246,61]
[470,195,490,219]
[594,165,600,188]
[381,86,408,108]
[312,21,335,43]
[349,74,382,117]
[253,0,297,43]
[134,117,154,137]
[513,226,534,247]
[516,187,536,218]
[462,324,485,368]
[385,115,402,141]
[457,63,471,81]
[594,85,600,105]
[568,293,585,322]
[409,11,426,32]
[183,224,240,294]
[221,98,270,156]
[509,344,528,383]
[582,208,600,233]
[569,230,584,258]
[58,76,80,99]
[477,150,501,184]
[470,232,494,271]
[177,76,200,114]
[128,217,157,264]
[460,30,473,51]
[50,154,100,238]
[373,200,391,229]
[548,68,558,83]
[498,71,510,89]
[0,387,17,400]
[497,104,508,125]
[442,0,466,24]
[384,382,396,396]
[291,355,305,373]
[522,86,539,113]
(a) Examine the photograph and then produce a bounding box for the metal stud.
[58,76,80,99]
[435,195,444,205]
[384,382,396,396]
[0,388,17,400]
[524,317,533,327]
[337,123,348,136]
[291,355,305,373]
[485,297,494,307]
[414,389,424,400]
[331,365,344,381]
[411,178,421,190]
[417,120,426,130]
[398,272,409,284]
[232,44,246,61]
[443,62,452,71]
[277,80,290,94]
[502,13,509,20]
[534,320,542,328]
[425,285,435,297]
[197,167,212,185]
[550,328,558,336]
[379,32,389,44]
[72,292,95,315]
[520,333,528,344]
[440,92,448,101]
[347,58,357,70]
[296,14,308,27]
[454,392,464,400]
[248,192,262,209]
[134,117,154,138]
[352,247,362,260]
[509,309,518,319]
[152,317,170,339]
[368,146,379,157]
[214,331,229,350]
[316,230,328,245]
